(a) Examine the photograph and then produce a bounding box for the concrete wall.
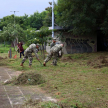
[46,32,97,54]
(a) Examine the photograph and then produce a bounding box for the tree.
[21,14,31,30]
[36,26,52,59]
[25,27,37,41]
[1,23,26,50]
[43,2,58,27]
[27,11,44,30]
[40,11,51,27]
[0,31,5,43]
[26,26,52,59]
[54,0,108,35]
[0,15,15,30]
[0,15,26,30]
[43,6,52,27]
[0,12,48,31]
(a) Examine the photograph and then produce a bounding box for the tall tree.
[43,5,52,27]
[0,15,14,30]
[0,31,4,43]
[0,12,48,31]
[26,26,52,59]
[27,11,43,30]
[0,15,25,30]
[1,23,25,50]
[54,0,108,35]
[43,2,59,27]
[40,11,50,27]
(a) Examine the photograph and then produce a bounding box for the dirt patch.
[10,72,45,85]
[0,56,7,60]
[59,55,108,68]
[87,56,108,68]
[0,56,8,66]
[60,56,76,62]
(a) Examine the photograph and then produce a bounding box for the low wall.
[46,32,97,54]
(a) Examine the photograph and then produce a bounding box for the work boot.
[20,63,23,66]
[53,64,57,66]
[43,62,46,66]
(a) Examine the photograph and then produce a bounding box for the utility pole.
[10,11,19,50]
[10,11,19,27]
[52,0,54,38]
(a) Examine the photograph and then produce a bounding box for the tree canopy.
[1,0,107,43]
[0,11,48,31]
[54,0,108,35]
[1,23,26,49]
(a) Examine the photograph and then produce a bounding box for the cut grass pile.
[0,51,108,108]
[12,72,45,85]
[4,72,45,85]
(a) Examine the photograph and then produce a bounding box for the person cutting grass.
[43,43,64,66]
[20,43,40,67]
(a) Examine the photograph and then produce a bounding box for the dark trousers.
[20,51,24,58]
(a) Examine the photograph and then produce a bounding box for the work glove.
[43,62,46,66]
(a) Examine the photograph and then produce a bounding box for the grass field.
[0,45,108,108]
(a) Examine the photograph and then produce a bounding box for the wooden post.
[8,48,12,58]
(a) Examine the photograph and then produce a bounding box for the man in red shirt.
[19,42,24,58]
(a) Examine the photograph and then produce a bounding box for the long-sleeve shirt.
[25,44,39,59]
[50,42,56,49]
[50,44,63,53]
[19,43,24,52]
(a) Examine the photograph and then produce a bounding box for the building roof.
[48,26,64,30]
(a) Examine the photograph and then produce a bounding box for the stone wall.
[46,32,97,54]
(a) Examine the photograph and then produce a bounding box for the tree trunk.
[42,43,45,59]
[4,41,5,47]
[13,40,16,51]
[40,45,42,55]
[16,37,18,44]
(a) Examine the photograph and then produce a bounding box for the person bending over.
[20,43,40,67]
[43,44,64,66]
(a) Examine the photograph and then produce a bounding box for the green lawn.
[0,45,108,108]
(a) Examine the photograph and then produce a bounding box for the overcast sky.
[0,0,57,19]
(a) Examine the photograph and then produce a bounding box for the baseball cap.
[36,43,40,46]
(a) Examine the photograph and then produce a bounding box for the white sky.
[0,0,57,18]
